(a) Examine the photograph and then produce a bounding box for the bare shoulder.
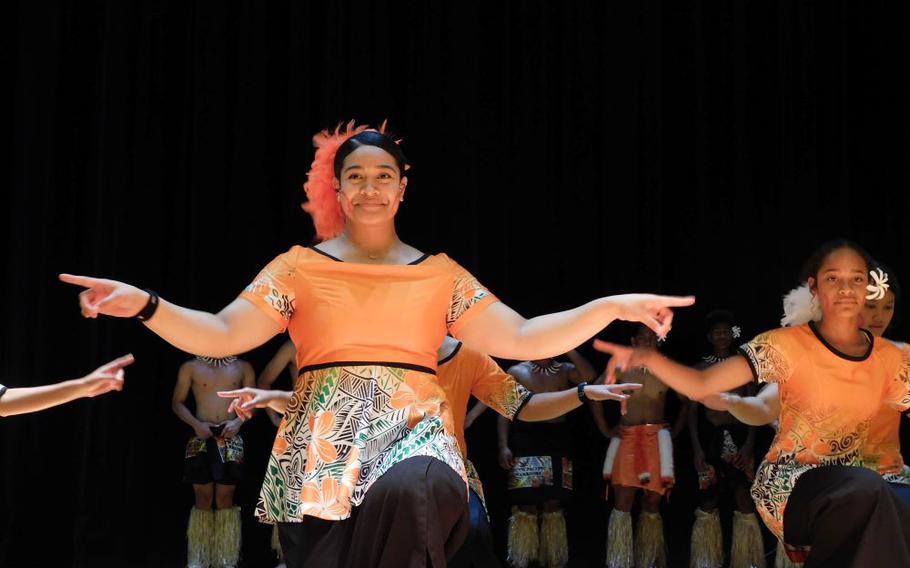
[507,362,530,379]
[179,359,200,376]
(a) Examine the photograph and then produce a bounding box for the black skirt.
[278,455,471,568]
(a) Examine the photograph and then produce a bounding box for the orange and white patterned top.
[740,322,910,540]
[864,341,910,484]
[240,246,522,523]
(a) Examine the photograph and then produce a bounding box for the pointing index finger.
[658,295,696,308]
[59,273,104,288]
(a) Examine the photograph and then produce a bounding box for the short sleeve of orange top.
[437,342,533,458]
[239,246,499,524]
[861,342,910,482]
[436,342,533,507]
[738,322,910,540]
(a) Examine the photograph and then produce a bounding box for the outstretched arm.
[517,383,642,421]
[456,294,694,361]
[700,383,780,426]
[595,340,754,400]
[0,355,133,417]
[59,275,282,357]
[218,388,293,420]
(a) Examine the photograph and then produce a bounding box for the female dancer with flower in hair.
[58,122,692,568]
[596,240,910,568]
[702,262,910,567]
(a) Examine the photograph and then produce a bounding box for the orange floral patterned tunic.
[240,246,512,523]
[740,322,910,540]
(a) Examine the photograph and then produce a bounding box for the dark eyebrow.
[343,163,397,173]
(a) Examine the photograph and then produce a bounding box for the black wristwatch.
[577,382,589,401]
[135,289,160,321]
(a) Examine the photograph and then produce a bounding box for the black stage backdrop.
[2,1,910,566]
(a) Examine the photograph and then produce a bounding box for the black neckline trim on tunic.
[309,246,429,265]
[437,341,463,366]
[807,320,874,362]
[299,360,437,375]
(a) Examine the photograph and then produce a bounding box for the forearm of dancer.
[724,385,779,426]
[263,391,293,413]
[635,351,753,401]
[0,380,91,417]
[144,297,281,357]
[458,294,692,361]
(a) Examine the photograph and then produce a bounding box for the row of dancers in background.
[5,122,908,568]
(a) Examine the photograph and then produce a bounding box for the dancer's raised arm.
[59,274,282,357]
[595,339,753,401]
[700,384,780,426]
[457,294,695,361]
[0,354,133,417]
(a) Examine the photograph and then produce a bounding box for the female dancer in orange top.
[59,123,692,568]
[596,240,910,568]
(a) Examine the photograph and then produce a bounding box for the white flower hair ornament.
[731,326,742,339]
[866,268,890,301]
[781,283,822,327]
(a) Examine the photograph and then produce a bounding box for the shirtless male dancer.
[599,324,685,568]
[172,355,255,568]
[498,350,596,568]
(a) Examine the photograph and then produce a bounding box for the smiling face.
[861,289,896,337]
[808,247,870,321]
[335,145,408,227]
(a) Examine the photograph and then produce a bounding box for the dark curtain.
[2,1,909,566]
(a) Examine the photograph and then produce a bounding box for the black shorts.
[182,435,244,485]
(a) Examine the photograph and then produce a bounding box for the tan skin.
[172,358,255,510]
[594,328,684,513]
[257,339,298,427]
[0,354,133,417]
